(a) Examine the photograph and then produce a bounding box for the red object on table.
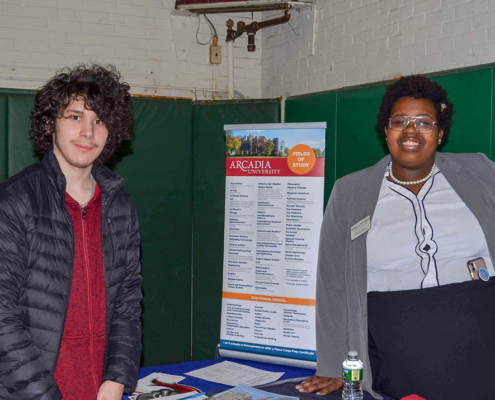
[151,380,201,394]
[401,395,427,400]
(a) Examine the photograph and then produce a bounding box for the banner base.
[217,347,316,370]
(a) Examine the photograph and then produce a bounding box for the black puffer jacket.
[0,147,142,399]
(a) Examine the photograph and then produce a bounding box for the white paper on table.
[134,372,186,393]
[185,361,284,386]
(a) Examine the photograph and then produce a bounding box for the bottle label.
[343,368,363,382]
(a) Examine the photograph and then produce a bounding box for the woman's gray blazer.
[315,152,495,399]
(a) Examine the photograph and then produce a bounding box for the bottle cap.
[348,350,358,357]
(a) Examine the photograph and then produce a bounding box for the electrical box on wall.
[210,45,221,64]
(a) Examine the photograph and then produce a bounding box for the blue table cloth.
[124,358,392,400]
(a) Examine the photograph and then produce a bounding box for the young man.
[0,65,142,399]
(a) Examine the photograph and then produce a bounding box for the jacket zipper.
[81,206,98,391]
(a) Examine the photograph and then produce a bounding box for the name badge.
[351,216,371,241]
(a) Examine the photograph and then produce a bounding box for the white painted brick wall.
[0,0,262,99]
[3,0,494,100]
[262,0,495,98]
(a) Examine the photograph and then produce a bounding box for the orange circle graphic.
[287,144,316,175]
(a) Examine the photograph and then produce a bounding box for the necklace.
[388,161,436,186]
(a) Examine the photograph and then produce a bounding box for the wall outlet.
[210,45,221,64]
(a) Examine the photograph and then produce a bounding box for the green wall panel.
[191,100,280,360]
[431,68,493,157]
[114,97,194,367]
[6,93,37,176]
[336,84,387,179]
[285,92,337,205]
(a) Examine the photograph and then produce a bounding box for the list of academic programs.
[220,123,326,363]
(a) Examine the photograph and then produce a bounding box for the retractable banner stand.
[219,123,326,369]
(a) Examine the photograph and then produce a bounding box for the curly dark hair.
[377,75,454,144]
[29,64,132,165]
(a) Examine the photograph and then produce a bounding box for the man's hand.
[295,375,343,395]
[97,380,125,400]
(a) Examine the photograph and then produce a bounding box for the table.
[124,358,393,400]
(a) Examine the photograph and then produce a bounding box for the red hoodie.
[54,184,107,399]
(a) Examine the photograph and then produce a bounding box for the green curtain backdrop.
[113,97,194,366]
[1,62,494,367]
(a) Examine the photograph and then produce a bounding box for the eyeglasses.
[388,115,438,134]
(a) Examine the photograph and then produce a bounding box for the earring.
[438,140,441,145]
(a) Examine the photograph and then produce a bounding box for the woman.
[296,75,495,399]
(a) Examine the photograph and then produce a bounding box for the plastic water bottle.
[342,350,363,400]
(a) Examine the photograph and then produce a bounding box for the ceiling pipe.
[225,9,291,100]
[226,9,291,52]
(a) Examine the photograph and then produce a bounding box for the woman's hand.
[97,380,125,400]
[295,375,343,395]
